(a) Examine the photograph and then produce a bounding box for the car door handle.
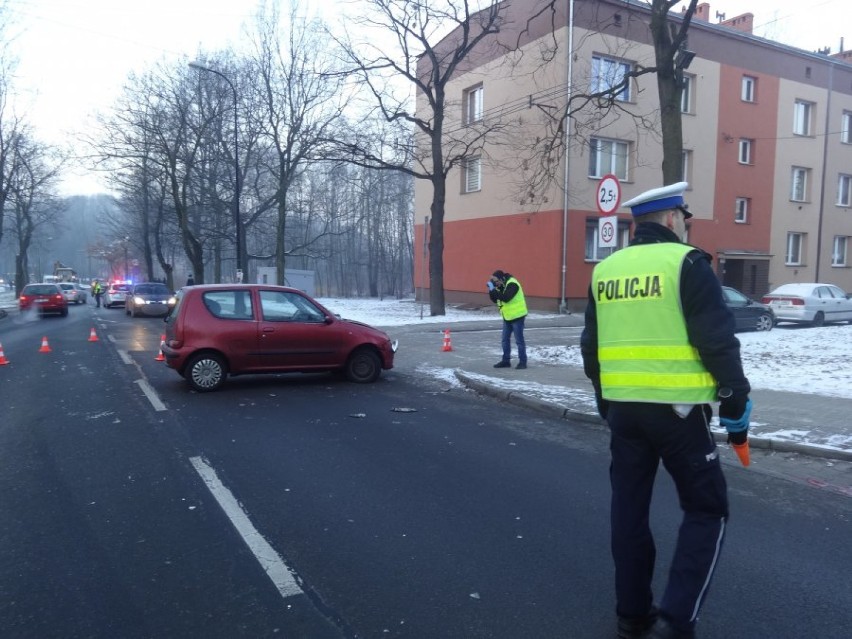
[263,327,275,333]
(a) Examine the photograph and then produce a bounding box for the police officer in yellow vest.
[580,183,751,639]
[488,270,528,369]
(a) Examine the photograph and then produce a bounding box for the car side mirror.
[325,315,334,324]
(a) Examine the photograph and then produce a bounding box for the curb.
[454,370,852,463]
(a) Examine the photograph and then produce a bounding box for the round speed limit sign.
[596,174,622,215]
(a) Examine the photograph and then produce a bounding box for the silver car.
[57,282,87,305]
[762,283,852,326]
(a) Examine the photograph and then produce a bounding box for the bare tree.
[328,0,506,315]
[245,0,350,285]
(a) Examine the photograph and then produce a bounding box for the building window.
[584,219,630,261]
[463,84,483,125]
[591,55,632,101]
[791,167,809,202]
[588,137,629,179]
[786,232,804,265]
[738,139,753,164]
[735,197,749,223]
[741,76,756,102]
[681,149,692,182]
[680,74,694,113]
[838,174,852,207]
[842,111,852,144]
[793,100,814,136]
[462,156,481,193]
[833,236,848,267]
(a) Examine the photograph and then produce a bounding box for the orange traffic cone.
[39,336,52,353]
[732,441,750,467]
[155,334,166,361]
[88,327,99,342]
[441,328,453,352]
[0,342,9,365]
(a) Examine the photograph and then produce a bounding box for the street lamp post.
[189,62,243,282]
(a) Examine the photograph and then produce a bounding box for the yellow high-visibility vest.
[498,277,528,321]
[591,243,717,404]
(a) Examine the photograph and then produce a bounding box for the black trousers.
[606,401,728,631]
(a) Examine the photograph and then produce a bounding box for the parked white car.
[761,283,852,326]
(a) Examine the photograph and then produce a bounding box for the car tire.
[755,313,773,331]
[185,352,228,392]
[61,309,68,317]
[344,348,381,384]
[811,311,825,327]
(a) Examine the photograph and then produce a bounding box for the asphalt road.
[1,304,850,638]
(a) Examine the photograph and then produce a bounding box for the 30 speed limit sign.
[596,174,621,215]
[598,216,618,248]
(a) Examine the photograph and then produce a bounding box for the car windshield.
[135,284,169,295]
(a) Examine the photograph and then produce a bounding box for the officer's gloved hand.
[720,397,752,444]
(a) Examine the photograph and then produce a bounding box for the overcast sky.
[5,0,851,196]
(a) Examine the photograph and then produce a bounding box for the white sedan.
[762,283,852,326]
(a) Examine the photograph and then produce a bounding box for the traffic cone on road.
[155,334,166,361]
[0,342,9,365]
[441,328,453,352]
[88,327,99,342]
[732,441,751,467]
[38,336,52,353]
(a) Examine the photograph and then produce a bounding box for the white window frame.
[786,232,804,265]
[584,219,630,261]
[680,74,694,113]
[735,197,749,223]
[741,76,756,102]
[832,236,848,267]
[591,55,632,102]
[838,174,852,207]
[793,100,814,136]
[842,111,852,144]
[588,137,629,180]
[463,84,483,125]
[738,139,753,164]
[462,156,481,193]
[791,167,809,202]
[681,149,692,183]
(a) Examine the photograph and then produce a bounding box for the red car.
[18,283,69,317]
[161,284,398,392]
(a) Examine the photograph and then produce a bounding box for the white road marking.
[189,456,303,599]
[134,378,167,412]
[118,349,133,364]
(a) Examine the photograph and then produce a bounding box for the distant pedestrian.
[580,182,752,639]
[186,274,195,286]
[487,269,528,369]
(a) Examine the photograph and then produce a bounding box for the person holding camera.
[487,270,528,369]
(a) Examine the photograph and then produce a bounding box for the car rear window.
[59,283,75,291]
[24,285,59,295]
[112,284,131,292]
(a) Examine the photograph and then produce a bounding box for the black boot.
[493,360,511,368]
[647,617,695,639]
[617,608,657,638]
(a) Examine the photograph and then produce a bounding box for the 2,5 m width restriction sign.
[596,174,621,215]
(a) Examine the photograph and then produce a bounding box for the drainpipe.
[815,59,834,282]
[559,0,575,313]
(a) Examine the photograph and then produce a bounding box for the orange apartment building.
[413,0,852,312]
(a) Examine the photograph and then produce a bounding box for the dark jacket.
[488,273,520,305]
[580,222,750,411]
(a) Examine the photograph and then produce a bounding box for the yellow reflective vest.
[497,277,528,321]
[591,243,717,404]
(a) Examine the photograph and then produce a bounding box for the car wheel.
[185,352,228,392]
[811,311,825,327]
[344,348,381,384]
[755,313,773,331]
[61,309,68,317]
